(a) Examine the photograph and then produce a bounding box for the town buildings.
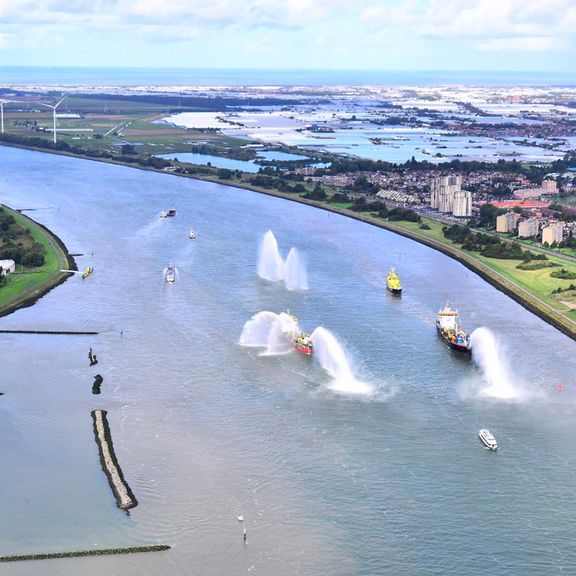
[496,211,520,233]
[518,218,540,238]
[542,222,564,245]
[430,175,472,217]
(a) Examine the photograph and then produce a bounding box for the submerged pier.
[91,410,137,511]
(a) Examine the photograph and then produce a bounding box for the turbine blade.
[55,95,68,108]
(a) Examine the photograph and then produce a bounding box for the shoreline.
[0,203,76,319]
[2,141,576,341]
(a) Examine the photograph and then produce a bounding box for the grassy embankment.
[353,214,576,336]
[0,207,73,317]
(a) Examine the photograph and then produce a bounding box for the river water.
[1,146,575,575]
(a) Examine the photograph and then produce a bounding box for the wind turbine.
[0,99,16,134]
[39,96,67,144]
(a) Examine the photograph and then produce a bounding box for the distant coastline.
[1,66,575,87]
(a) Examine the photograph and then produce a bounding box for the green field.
[382,216,576,317]
[0,207,71,316]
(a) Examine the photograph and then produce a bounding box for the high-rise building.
[542,222,564,245]
[518,218,540,238]
[542,179,558,194]
[430,175,465,214]
[496,211,519,233]
[452,191,472,217]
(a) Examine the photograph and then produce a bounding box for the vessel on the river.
[165,264,176,283]
[479,428,498,450]
[160,209,177,218]
[81,266,93,279]
[386,267,402,295]
[284,311,313,355]
[189,229,196,239]
[436,302,471,353]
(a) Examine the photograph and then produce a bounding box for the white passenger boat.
[189,229,196,239]
[479,428,498,450]
[165,264,176,283]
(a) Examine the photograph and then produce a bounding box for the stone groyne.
[0,545,170,563]
[91,410,137,510]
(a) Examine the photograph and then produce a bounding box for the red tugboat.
[284,311,314,356]
[436,302,471,354]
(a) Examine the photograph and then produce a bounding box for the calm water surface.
[1,146,576,575]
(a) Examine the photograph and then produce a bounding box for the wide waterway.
[1,146,576,575]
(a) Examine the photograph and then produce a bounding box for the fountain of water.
[257,231,284,282]
[239,311,298,356]
[257,231,308,290]
[470,327,521,400]
[310,327,372,395]
[284,247,309,291]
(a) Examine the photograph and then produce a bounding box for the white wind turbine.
[0,99,17,134]
[39,96,67,144]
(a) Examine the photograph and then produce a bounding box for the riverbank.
[3,140,576,341]
[0,204,76,318]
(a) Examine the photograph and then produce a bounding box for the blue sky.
[0,0,574,71]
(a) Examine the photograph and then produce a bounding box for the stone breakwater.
[91,410,137,510]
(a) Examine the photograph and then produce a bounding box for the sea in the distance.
[0,66,574,86]
[1,145,576,575]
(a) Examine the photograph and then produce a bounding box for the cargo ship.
[436,302,471,353]
[386,267,402,295]
[284,311,313,356]
[160,209,176,218]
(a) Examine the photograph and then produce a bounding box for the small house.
[0,259,16,275]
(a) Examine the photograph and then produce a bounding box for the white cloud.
[361,0,576,50]
[477,37,558,52]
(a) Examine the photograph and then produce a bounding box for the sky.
[0,0,575,71]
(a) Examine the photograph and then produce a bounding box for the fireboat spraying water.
[239,311,313,356]
[239,312,373,395]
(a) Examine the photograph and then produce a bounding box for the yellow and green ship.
[386,267,402,295]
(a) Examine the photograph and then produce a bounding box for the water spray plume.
[258,231,284,282]
[311,327,372,395]
[257,231,308,290]
[239,311,298,356]
[284,247,309,291]
[470,327,521,400]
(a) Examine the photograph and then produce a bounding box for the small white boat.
[189,229,196,239]
[479,428,498,450]
[165,264,176,283]
[160,209,176,218]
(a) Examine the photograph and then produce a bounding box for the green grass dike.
[0,205,75,317]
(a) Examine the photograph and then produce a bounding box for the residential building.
[542,222,564,245]
[542,179,558,194]
[496,211,519,233]
[452,191,472,217]
[0,259,15,275]
[518,218,540,238]
[430,175,462,212]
